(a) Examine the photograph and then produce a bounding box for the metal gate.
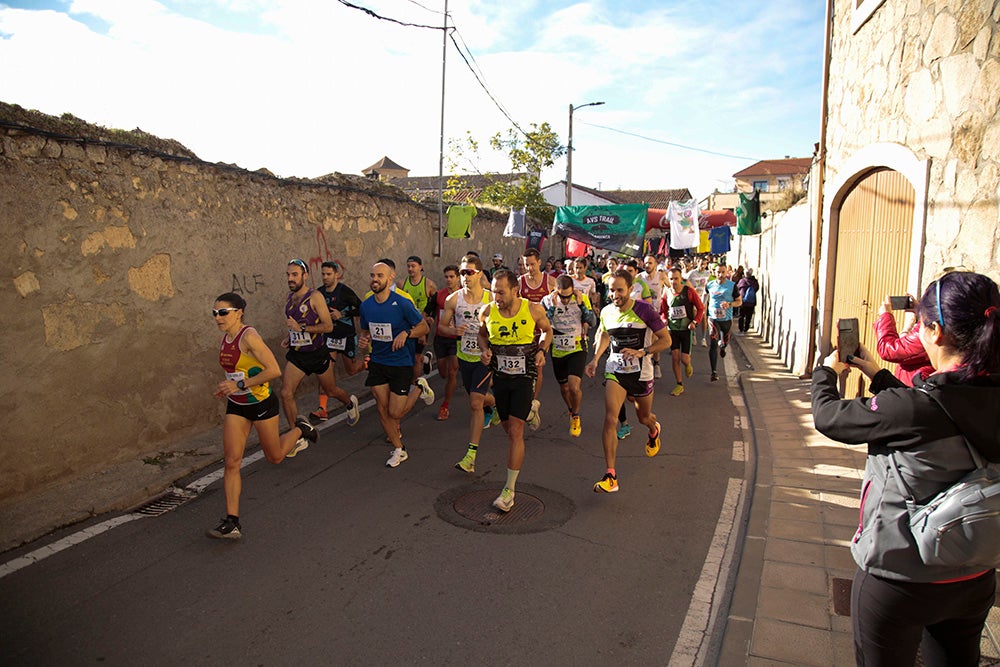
[830,169,915,397]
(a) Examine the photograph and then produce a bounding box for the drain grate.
[435,483,574,534]
[132,488,197,517]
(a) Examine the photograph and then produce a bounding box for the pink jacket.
[873,312,934,386]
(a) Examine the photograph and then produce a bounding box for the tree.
[446,122,565,219]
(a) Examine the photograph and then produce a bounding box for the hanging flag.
[667,199,700,249]
[504,207,527,238]
[736,191,761,235]
[445,205,476,238]
[552,204,647,257]
[565,238,591,257]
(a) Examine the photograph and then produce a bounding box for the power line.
[401,0,445,15]
[335,0,442,30]
[447,31,528,138]
[579,121,761,161]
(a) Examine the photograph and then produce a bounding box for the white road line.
[668,477,745,667]
[732,440,745,462]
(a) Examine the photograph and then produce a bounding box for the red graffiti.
[307,225,345,287]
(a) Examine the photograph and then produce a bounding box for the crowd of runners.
[209,249,756,539]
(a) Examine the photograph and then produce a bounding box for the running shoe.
[685,363,693,378]
[671,384,684,396]
[645,422,661,457]
[711,371,719,382]
[455,452,476,473]
[295,416,318,443]
[528,399,541,431]
[386,447,408,468]
[593,473,619,493]
[437,404,450,421]
[422,350,434,376]
[286,437,309,458]
[492,487,515,512]
[346,394,361,427]
[702,339,708,347]
[654,365,662,379]
[309,407,328,423]
[483,405,499,429]
[207,516,242,540]
[616,422,631,439]
[720,343,727,358]
[569,414,582,437]
[416,377,435,405]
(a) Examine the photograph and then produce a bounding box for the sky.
[0,0,825,201]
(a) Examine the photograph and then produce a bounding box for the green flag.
[737,191,761,235]
[552,204,648,257]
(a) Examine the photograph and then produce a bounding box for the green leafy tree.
[447,122,564,218]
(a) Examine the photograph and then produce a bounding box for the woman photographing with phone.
[812,271,1000,666]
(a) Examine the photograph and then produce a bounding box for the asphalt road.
[0,345,746,666]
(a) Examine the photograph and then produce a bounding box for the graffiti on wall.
[308,224,345,286]
[231,273,265,294]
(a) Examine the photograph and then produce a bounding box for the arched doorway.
[830,168,915,397]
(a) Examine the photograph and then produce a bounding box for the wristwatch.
[236,380,246,390]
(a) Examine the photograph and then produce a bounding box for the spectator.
[873,293,933,386]
[737,269,760,334]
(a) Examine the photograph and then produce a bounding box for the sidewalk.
[720,333,1000,666]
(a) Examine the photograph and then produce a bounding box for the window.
[752,180,769,193]
[777,177,791,191]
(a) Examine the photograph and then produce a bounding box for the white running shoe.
[416,377,435,405]
[654,365,662,379]
[528,399,541,431]
[286,437,309,458]
[346,394,360,426]
[386,448,408,468]
[492,487,515,512]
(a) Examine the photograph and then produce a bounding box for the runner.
[685,257,712,347]
[309,260,362,424]
[208,292,318,540]
[478,269,552,511]
[706,263,742,382]
[279,259,354,436]
[639,254,669,378]
[542,275,597,436]
[399,255,437,383]
[359,260,435,467]
[571,256,599,307]
[425,264,460,421]
[585,269,670,494]
[440,255,499,473]
[660,267,706,396]
[518,248,556,429]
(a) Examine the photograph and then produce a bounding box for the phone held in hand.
[889,295,914,310]
[837,318,860,363]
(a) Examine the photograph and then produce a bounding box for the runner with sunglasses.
[208,292,318,540]
[541,275,597,437]
[439,255,499,473]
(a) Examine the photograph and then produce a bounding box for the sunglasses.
[288,258,308,272]
[212,308,239,317]
[459,269,479,276]
[557,292,574,300]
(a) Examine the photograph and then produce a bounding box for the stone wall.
[0,119,542,502]
[824,0,1000,279]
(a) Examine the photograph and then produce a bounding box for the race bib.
[497,354,526,375]
[289,330,312,347]
[609,352,640,374]
[327,336,347,351]
[461,334,480,355]
[669,305,686,320]
[554,334,577,352]
[371,322,392,343]
[713,307,727,319]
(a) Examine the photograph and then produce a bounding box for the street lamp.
[565,101,604,207]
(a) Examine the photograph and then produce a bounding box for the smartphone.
[837,318,860,363]
[889,295,914,310]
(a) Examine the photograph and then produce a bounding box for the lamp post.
[565,101,604,207]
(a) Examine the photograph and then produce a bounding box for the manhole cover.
[435,483,575,534]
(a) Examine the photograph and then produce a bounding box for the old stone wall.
[0,121,541,502]
[824,0,1000,278]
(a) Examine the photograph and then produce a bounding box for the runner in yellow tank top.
[478,269,552,513]
[400,255,438,385]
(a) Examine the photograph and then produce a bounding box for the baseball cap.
[493,253,503,260]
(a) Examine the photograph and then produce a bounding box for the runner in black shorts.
[310,260,362,424]
[660,267,706,397]
[425,265,460,420]
[541,275,597,437]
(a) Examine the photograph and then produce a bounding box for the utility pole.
[435,0,449,258]
[565,101,604,207]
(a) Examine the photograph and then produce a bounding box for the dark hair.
[522,248,541,261]
[491,268,518,290]
[555,274,574,290]
[610,268,633,288]
[466,250,480,258]
[668,267,683,276]
[443,264,459,275]
[215,292,246,310]
[321,260,339,271]
[461,255,483,271]
[376,258,396,270]
[623,258,640,270]
[918,271,1000,381]
[407,255,422,266]
[288,258,308,273]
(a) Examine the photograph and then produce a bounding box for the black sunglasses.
[212,308,239,317]
[459,269,479,276]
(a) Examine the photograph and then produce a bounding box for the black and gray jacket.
[812,366,1000,582]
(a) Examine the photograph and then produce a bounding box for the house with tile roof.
[362,156,409,182]
[710,157,812,211]
[540,180,692,208]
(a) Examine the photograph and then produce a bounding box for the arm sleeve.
[690,287,706,324]
[874,312,928,364]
